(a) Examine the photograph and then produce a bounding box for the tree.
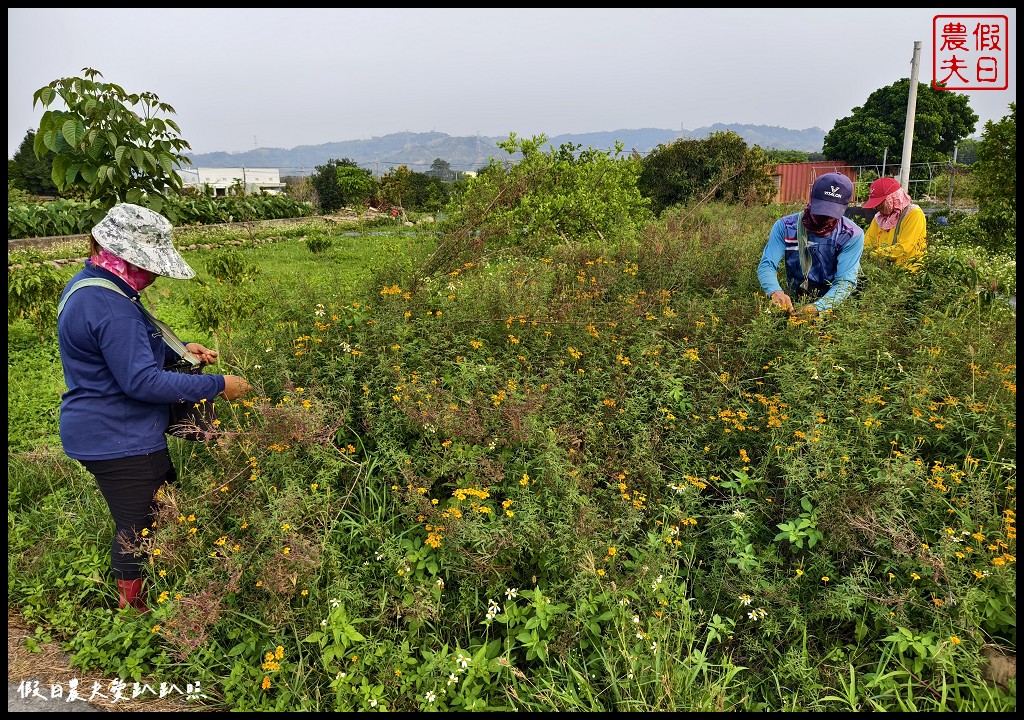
[426,158,454,182]
[376,166,414,211]
[427,133,653,277]
[309,158,362,213]
[972,102,1015,254]
[405,172,449,213]
[9,130,58,197]
[637,130,775,216]
[822,79,978,167]
[335,165,376,208]
[763,149,811,164]
[32,67,191,224]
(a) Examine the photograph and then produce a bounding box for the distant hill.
[186,125,827,177]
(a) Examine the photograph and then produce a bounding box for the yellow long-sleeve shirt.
[864,204,927,270]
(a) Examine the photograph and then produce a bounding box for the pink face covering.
[92,248,157,291]
[874,187,913,231]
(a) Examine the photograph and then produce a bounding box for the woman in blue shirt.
[57,203,254,612]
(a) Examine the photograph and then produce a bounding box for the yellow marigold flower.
[911,573,921,581]
[276,646,284,660]
[153,549,161,556]
[950,636,961,645]
[607,546,617,556]
[282,547,290,555]
[795,569,804,577]
[821,576,830,583]
[597,569,605,576]
[151,625,161,634]
[301,589,308,597]
[261,676,271,691]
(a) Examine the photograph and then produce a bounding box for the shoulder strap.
[890,204,918,247]
[795,212,811,292]
[56,278,125,317]
[56,278,199,368]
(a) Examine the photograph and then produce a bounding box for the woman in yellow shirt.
[862,177,926,270]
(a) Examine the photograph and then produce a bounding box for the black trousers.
[81,449,177,580]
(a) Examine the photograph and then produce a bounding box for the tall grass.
[7,205,1015,711]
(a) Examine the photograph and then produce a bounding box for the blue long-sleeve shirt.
[757,212,864,312]
[57,263,226,461]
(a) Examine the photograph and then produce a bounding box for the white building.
[179,167,286,196]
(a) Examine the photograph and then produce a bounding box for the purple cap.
[809,172,854,219]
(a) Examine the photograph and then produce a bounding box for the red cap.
[863,177,901,209]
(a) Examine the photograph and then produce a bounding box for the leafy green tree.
[335,165,376,208]
[376,165,414,210]
[9,130,58,197]
[637,130,775,216]
[405,172,449,213]
[972,102,1015,254]
[32,67,191,224]
[764,149,811,164]
[426,158,454,181]
[954,137,979,165]
[822,79,978,166]
[310,158,362,213]
[426,133,652,276]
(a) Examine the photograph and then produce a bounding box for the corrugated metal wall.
[771,162,859,205]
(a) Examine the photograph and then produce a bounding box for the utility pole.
[898,41,921,193]
[947,144,958,211]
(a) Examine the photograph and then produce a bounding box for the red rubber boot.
[116,578,149,613]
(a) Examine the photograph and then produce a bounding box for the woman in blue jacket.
[57,203,254,612]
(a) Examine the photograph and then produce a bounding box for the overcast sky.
[8,8,1016,157]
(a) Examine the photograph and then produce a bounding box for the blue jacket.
[757,213,864,312]
[57,263,226,461]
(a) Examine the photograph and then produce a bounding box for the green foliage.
[638,130,775,216]
[184,249,261,336]
[305,232,333,254]
[32,67,192,224]
[335,165,376,208]
[206,249,261,285]
[7,199,1016,711]
[763,149,812,164]
[823,79,979,167]
[426,158,455,181]
[428,133,653,276]
[8,194,314,240]
[310,158,363,213]
[971,103,1016,255]
[924,165,976,208]
[374,165,452,215]
[9,129,59,196]
[405,172,449,213]
[7,250,70,338]
[376,165,413,210]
